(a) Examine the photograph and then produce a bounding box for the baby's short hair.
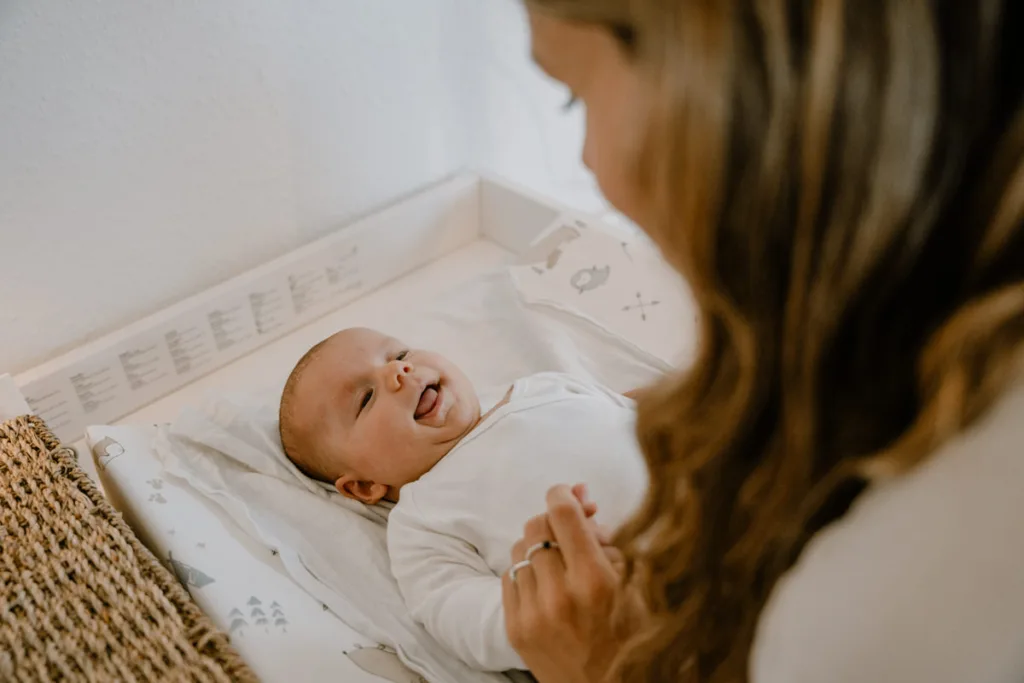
[279,337,334,483]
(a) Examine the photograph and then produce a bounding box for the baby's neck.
[479,384,515,424]
[440,384,513,452]
[393,385,515,503]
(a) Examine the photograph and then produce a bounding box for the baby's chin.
[434,392,480,441]
[451,384,481,420]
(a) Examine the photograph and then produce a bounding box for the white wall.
[450,0,609,213]
[0,0,604,374]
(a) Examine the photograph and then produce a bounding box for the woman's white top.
[752,377,1024,682]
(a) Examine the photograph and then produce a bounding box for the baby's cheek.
[393,433,429,478]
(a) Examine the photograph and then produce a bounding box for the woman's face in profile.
[527,8,649,227]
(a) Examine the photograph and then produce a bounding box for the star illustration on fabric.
[622,292,661,321]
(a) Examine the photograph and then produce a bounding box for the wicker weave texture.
[0,415,257,682]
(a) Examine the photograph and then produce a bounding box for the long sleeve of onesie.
[387,499,528,673]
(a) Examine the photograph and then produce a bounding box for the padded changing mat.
[0,414,254,683]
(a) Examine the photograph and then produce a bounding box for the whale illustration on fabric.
[167,552,215,589]
[91,436,125,470]
[571,265,611,294]
[345,644,427,683]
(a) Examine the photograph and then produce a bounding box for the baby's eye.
[359,389,373,413]
[396,350,409,361]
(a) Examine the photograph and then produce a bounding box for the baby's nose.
[387,360,414,391]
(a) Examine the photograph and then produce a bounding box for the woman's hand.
[502,484,644,683]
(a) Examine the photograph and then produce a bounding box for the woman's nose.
[385,360,414,392]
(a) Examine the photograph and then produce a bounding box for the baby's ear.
[335,475,389,505]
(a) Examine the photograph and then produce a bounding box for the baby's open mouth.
[414,383,441,420]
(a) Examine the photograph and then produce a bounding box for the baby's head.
[279,328,480,504]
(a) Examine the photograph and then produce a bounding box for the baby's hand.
[572,483,598,517]
[572,483,615,545]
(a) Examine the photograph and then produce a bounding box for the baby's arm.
[387,503,527,672]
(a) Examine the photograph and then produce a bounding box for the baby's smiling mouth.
[414,383,441,421]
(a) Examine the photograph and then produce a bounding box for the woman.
[503,2,1024,682]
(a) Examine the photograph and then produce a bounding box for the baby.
[279,327,647,672]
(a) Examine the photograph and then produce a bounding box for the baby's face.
[295,328,479,490]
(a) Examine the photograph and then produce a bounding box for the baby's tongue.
[415,386,439,419]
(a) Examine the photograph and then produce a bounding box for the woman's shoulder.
[751,379,1024,683]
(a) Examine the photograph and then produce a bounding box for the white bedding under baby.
[87,423,399,681]
[86,227,693,683]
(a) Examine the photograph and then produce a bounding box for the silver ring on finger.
[525,540,560,562]
[509,559,532,583]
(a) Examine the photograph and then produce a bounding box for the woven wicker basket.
[0,414,257,682]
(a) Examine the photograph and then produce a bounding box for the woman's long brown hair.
[529,1,1024,681]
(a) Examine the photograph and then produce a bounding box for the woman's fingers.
[602,544,626,574]
[594,524,615,545]
[508,513,571,644]
[505,487,635,680]
[501,569,529,650]
[521,513,574,623]
[545,485,611,576]
[509,487,622,614]
[521,513,567,576]
[571,483,618,544]
[509,536,539,599]
[572,482,599,518]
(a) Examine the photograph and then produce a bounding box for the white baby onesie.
[387,372,648,672]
